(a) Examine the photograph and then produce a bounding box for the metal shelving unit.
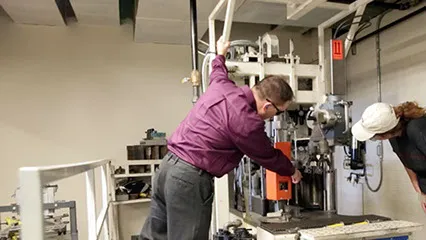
[111,159,163,205]
[111,130,168,238]
[111,136,167,206]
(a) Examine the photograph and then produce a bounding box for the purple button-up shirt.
[168,55,295,178]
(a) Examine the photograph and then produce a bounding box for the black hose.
[353,6,425,45]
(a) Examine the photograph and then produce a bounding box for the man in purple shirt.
[140,37,302,240]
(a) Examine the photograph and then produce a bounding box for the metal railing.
[18,159,116,240]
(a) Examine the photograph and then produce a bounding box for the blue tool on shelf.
[375,236,409,240]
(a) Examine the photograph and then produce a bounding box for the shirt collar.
[241,85,257,110]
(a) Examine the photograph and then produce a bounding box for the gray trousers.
[140,152,215,240]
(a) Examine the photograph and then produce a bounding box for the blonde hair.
[394,101,426,119]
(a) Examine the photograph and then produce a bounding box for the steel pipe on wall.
[190,0,198,70]
[189,0,201,103]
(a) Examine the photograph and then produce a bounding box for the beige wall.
[0,20,193,239]
[346,12,426,239]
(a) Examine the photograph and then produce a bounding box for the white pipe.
[222,0,237,42]
[318,26,326,96]
[287,0,327,20]
[108,162,119,240]
[100,165,109,240]
[208,0,226,55]
[202,53,212,93]
[318,0,374,29]
[96,204,110,239]
[86,169,96,240]
[19,170,44,240]
[344,4,367,57]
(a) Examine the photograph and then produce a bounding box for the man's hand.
[217,36,230,56]
[291,169,302,184]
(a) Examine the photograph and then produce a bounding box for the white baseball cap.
[351,102,400,141]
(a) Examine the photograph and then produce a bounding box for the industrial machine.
[201,22,422,240]
[222,32,357,217]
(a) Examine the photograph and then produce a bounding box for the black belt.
[166,152,213,178]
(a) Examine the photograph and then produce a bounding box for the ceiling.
[0,0,378,45]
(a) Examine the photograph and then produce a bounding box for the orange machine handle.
[266,141,293,201]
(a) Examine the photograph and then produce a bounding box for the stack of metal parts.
[127,128,168,161]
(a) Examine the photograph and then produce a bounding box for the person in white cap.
[352,101,426,213]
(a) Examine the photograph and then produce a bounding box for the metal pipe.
[365,11,389,193]
[190,0,201,103]
[222,0,237,42]
[85,170,96,240]
[287,0,327,20]
[248,158,253,212]
[344,4,367,57]
[199,39,209,47]
[208,0,226,75]
[318,0,375,29]
[190,0,198,70]
[208,0,226,50]
[294,130,299,205]
[324,157,336,212]
[318,26,326,95]
[201,53,211,93]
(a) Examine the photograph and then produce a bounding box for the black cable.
[333,15,367,39]
[344,146,351,158]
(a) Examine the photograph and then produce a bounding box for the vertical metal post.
[222,0,236,42]
[190,0,198,71]
[101,165,110,240]
[69,201,79,240]
[289,39,297,99]
[190,0,200,103]
[85,169,96,240]
[19,169,45,240]
[108,162,119,240]
[208,0,226,75]
[206,0,232,231]
[247,158,252,212]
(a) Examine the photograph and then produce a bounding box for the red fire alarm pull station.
[332,39,344,60]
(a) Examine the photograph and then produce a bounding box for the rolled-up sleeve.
[210,55,234,86]
[229,111,295,176]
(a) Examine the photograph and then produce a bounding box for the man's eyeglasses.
[266,99,285,116]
